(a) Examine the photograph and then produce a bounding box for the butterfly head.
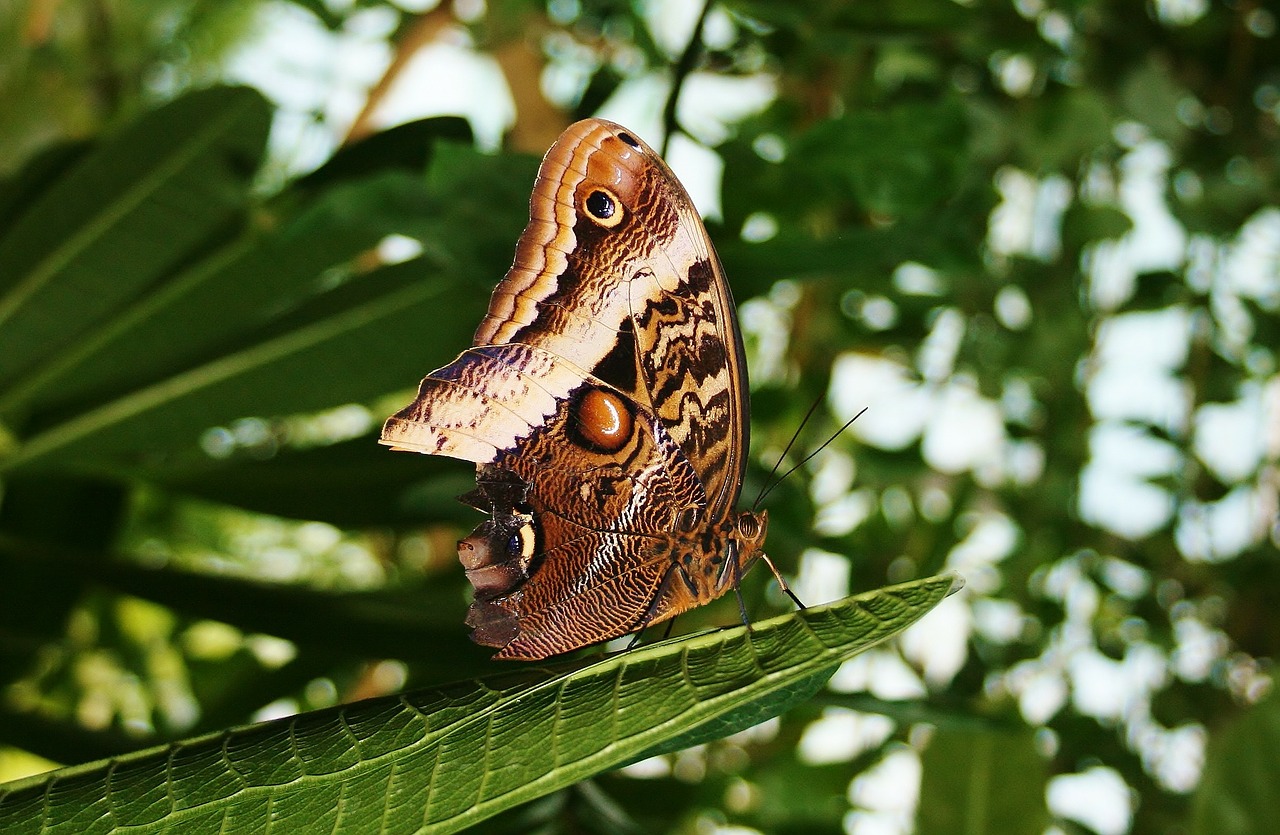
[711,509,769,592]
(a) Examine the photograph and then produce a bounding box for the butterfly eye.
[737,513,761,539]
[583,188,623,229]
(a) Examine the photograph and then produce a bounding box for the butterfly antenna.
[754,406,868,509]
[752,394,825,510]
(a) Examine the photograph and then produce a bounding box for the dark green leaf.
[917,726,1049,835]
[6,172,435,417]
[1192,692,1280,835]
[0,87,270,397]
[142,435,479,527]
[2,258,473,472]
[295,116,473,193]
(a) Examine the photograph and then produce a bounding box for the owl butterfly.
[382,118,786,660]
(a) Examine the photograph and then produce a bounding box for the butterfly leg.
[731,585,752,632]
[626,560,679,649]
[726,541,753,632]
[760,553,806,610]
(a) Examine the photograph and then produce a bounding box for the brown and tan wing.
[469,118,750,516]
[383,342,705,528]
[382,341,707,658]
[379,119,752,658]
[467,522,676,660]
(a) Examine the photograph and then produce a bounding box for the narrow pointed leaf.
[138,435,479,527]
[0,87,269,392]
[9,172,434,415]
[1,259,477,473]
[0,574,959,835]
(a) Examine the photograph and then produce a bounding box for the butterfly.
[382,119,789,659]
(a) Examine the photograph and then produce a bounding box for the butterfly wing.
[469,119,749,514]
[381,120,751,657]
[384,341,707,658]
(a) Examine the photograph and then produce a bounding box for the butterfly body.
[382,119,767,659]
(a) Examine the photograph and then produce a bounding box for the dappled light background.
[0,1,1277,833]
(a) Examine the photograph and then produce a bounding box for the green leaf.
[794,100,969,218]
[916,725,1049,835]
[3,171,435,418]
[0,477,128,695]
[0,141,93,235]
[1061,203,1133,250]
[1191,691,1280,835]
[633,666,837,763]
[0,87,270,397]
[1,258,473,473]
[418,141,539,286]
[293,116,473,193]
[726,0,969,34]
[1119,55,1189,147]
[813,693,1023,732]
[139,435,479,527]
[0,104,529,477]
[0,574,959,835]
[35,546,485,669]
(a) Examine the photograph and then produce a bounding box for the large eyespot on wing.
[490,372,708,535]
[556,120,752,519]
[381,338,708,533]
[565,120,749,518]
[452,388,710,658]
[535,121,752,517]
[469,119,650,369]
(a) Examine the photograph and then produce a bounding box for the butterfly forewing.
[471,121,748,509]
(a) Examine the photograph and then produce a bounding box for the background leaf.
[1191,692,1280,835]
[0,87,270,410]
[917,726,1049,835]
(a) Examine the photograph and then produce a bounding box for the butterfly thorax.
[649,508,769,617]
